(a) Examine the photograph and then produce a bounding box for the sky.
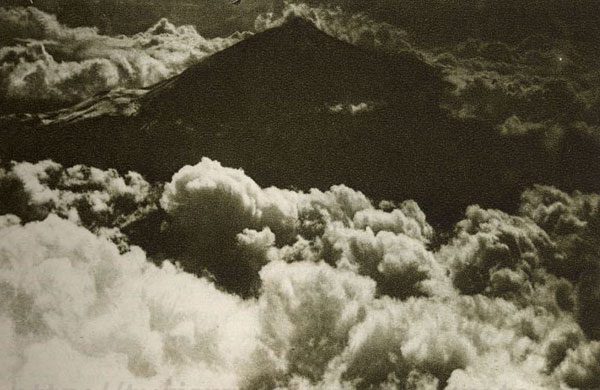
[1,1,600,389]
[1,0,598,43]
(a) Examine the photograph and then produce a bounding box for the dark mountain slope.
[140,17,443,121]
[2,17,600,227]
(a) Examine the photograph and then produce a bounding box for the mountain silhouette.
[140,17,443,120]
[2,17,600,227]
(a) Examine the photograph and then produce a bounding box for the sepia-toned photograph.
[1,0,599,389]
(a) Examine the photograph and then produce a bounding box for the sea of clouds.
[1,157,600,389]
[1,2,600,389]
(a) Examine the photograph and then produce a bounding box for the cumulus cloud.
[437,205,558,301]
[16,0,600,49]
[320,223,452,298]
[254,260,376,385]
[159,157,439,296]
[0,7,250,111]
[161,157,300,244]
[149,159,600,388]
[0,215,262,389]
[2,157,600,389]
[0,159,160,250]
[555,341,600,389]
[439,62,588,125]
[0,215,571,389]
[155,157,600,334]
[519,185,600,340]
[519,185,600,244]
[250,267,582,389]
[2,216,445,389]
[161,158,430,246]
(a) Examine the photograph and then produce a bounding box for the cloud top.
[0,7,250,110]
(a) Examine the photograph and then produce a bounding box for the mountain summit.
[3,18,600,226]
[140,16,445,122]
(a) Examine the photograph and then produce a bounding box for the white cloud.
[2,157,600,389]
[0,215,259,389]
[0,7,251,106]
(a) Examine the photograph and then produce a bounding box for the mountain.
[2,17,600,226]
[140,17,443,119]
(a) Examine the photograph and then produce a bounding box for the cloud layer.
[2,157,600,389]
[0,7,249,111]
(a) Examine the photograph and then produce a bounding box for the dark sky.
[1,0,599,43]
